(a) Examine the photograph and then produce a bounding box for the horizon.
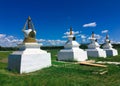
[0,0,120,47]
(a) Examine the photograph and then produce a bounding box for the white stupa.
[58,27,88,61]
[102,34,118,56]
[86,32,106,58]
[8,16,51,74]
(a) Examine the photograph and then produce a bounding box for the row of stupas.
[86,32,118,58]
[8,16,118,74]
[58,28,118,61]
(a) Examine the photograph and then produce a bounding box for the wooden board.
[79,62,107,68]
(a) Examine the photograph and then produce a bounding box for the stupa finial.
[28,16,31,21]
[70,27,73,35]
[92,31,94,38]
[28,16,32,29]
[106,33,109,39]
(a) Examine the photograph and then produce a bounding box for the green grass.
[0,49,120,86]
[0,51,12,60]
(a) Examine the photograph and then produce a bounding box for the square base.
[8,51,51,74]
[58,48,88,61]
[86,49,106,58]
[104,49,118,56]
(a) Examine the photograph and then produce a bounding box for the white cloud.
[83,22,96,27]
[0,34,66,47]
[37,39,45,42]
[73,31,79,34]
[64,31,79,35]
[77,34,87,43]
[77,34,86,38]
[101,30,108,33]
[0,34,6,38]
[88,34,102,40]
[94,34,101,39]
[115,42,120,44]
[80,35,86,39]
[64,31,69,35]
[0,34,23,47]
[110,40,120,44]
[0,33,67,47]
[41,39,66,46]
[62,36,67,38]
[63,30,80,39]
[81,39,86,43]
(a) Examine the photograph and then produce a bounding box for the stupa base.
[103,48,118,56]
[86,48,106,58]
[8,43,51,74]
[58,48,88,61]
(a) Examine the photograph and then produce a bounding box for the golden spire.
[92,31,94,38]
[70,27,73,35]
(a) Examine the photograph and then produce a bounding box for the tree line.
[0,44,120,51]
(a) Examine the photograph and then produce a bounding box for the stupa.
[102,34,118,56]
[8,16,51,74]
[58,27,88,61]
[86,32,106,58]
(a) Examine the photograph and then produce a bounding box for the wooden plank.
[79,62,107,68]
[97,61,120,65]
[99,71,108,75]
[81,60,95,63]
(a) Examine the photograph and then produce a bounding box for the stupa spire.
[92,31,94,38]
[23,16,35,31]
[28,16,32,29]
[70,27,73,35]
[106,34,109,39]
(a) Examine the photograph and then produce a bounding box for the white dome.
[23,29,36,38]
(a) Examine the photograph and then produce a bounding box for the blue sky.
[0,0,120,46]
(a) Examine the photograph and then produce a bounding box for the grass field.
[0,49,120,86]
